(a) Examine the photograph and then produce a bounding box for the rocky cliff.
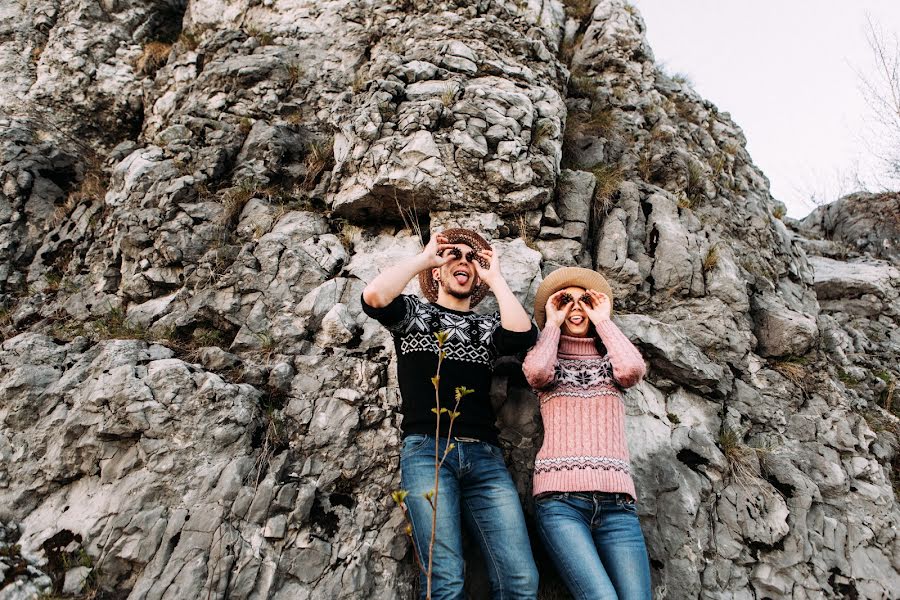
[0,1,898,599]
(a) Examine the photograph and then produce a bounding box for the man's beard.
[439,272,476,299]
[446,285,474,300]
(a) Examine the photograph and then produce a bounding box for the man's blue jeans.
[400,434,539,600]
[534,492,652,600]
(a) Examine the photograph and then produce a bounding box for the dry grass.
[250,404,289,487]
[135,41,172,76]
[220,180,258,228]
[559,32,583,64]
[178,30,200,51]
[723,141,742,156]
[562,0,595,21]
[440,86,457,108]
[50,170,107,229]
[684,159,706,207]
[671,72,693,86]
[532,119,556,146]
[592,163,623,207]
[702,244,720,273]
[773,205,786,220]
[710,153,728,177]
[773,361,807,387]
[351,69,368,94]
[719,427,762,487]
[246,26,274,46]
[635,145,654,181]
[564,101,616,156]
[285,63,303,88]
[302,138,334,190]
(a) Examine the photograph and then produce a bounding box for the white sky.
[634,0,900,218]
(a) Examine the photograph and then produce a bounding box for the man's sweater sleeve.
[522,323,561,390]
[492,321,538,356]
[595,319,646,388]
[360,293,412,331]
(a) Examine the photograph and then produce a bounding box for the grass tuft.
[302,138,334,190]
[702,244,720,273]
[135,41,172,76]
[562,0,595,21]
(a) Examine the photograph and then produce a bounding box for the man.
[361,228,539,599]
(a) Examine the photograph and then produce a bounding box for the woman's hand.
[580,289,612,325]
[473,248,502,289]
[545,290,573,327]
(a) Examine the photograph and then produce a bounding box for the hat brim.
[533,267,613,329]
[418,228,492,307]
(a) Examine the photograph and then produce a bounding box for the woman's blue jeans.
[400,433,539,600]
[534,491,652,600]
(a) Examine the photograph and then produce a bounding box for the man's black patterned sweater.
[362,294,538,445]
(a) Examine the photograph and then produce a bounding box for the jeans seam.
[536,506,589,599]
[462,496,505,600]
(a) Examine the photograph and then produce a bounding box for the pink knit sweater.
[523,319,646,499]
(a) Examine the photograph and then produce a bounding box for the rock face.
[793,191,900,263]
[0,1,898,599]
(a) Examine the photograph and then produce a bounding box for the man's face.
[433,243,478,299]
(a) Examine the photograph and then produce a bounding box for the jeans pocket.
[534,492,566,506]
[401,434,430,455]
[620,498,638,514]
[483,442,505,461]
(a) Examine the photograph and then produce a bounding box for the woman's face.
[558,286,591,337]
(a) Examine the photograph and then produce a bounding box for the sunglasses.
[442,247,479,263]
[557,292,593,308]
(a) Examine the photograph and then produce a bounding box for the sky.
[634,0,900,218]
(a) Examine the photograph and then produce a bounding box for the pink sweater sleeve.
[595,319,646,388]
[522,323,561,390]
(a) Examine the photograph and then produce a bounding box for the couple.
[361,228,651,600]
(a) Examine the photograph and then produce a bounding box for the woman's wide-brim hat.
[418,228,492,307]
[533,267,613,329]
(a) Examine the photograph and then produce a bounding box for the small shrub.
[773,205,786,220]
[667,412,681,425]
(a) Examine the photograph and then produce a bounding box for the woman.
[523,267,652,600]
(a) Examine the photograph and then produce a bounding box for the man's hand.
[473,248,503,289]
[581,289,612,325]
[421,233,454,269]
[545,290,573,328]
[362,231,453,308]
